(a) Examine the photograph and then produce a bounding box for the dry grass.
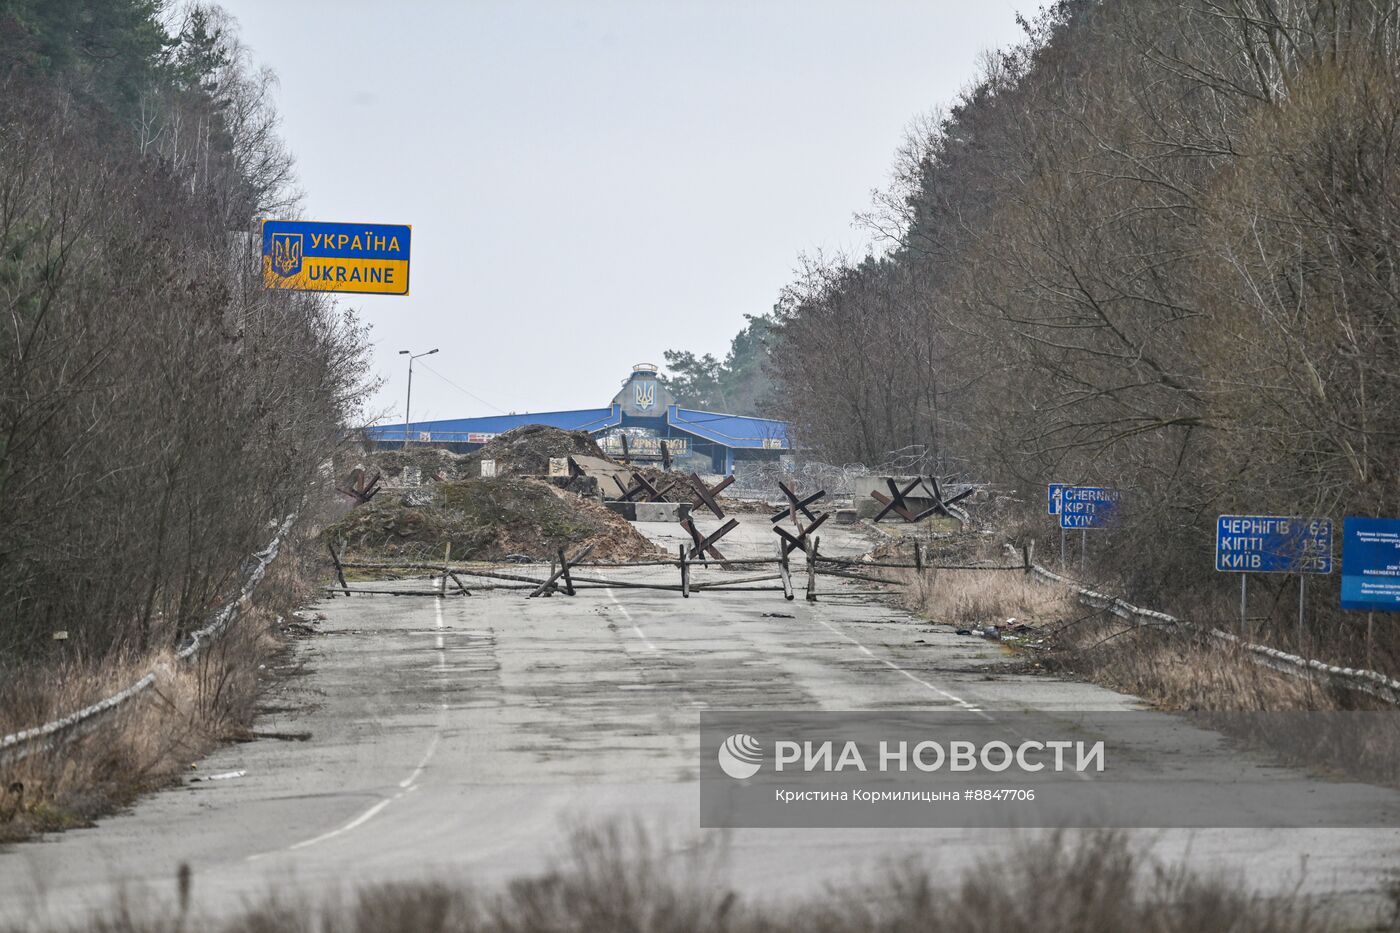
[0,619,275,842]
[6,826,1340,932]
[0,540,320,843]
[1046,617,1329,712]
[901,568,1074,630]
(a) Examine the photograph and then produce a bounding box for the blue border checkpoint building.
[364,364,789,475]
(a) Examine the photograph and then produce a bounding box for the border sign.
[1215,516,1332,574]
[1057,486,1120,529]
[1341,517,1400,611]
[262,220,411,295]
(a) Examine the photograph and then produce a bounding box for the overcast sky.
[216,0,1027,425]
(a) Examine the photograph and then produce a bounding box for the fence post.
[778,538,793,600]
[440,542,451,597]
[1022,541,1033,575]
[679,544,690,598]
[328,540,350,596]
[557,547,575,596]
[914,540,923,573]
[806,536,819,602]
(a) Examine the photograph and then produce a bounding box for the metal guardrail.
[1022,558,1400,706]
[0,515,296,766]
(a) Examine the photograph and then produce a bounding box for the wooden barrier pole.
[446,570,473,596]
[914,540,923,573]
[817,566,901,585]
[679,544,690,599]
[328,540,350,596]
[806,537,819,602]
[778,538,793,601]
[529,544,595,597]
[557,547,576,596]
[440,543,451,597]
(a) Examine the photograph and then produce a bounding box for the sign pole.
[1240,574,1248,636]
[1080,529,1087,575]
[1367,612,1374,669]
[1060,527,1066,569]
[1297,575,1306,649]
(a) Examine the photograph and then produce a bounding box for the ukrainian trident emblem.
[634,380,657,411]
[269,232,303,277]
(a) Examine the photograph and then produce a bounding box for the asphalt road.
[2,515,1398,925]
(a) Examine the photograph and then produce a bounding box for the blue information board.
[1341,517,1400,611]
[1215,515,1332,574]
[1047,483,1068,515]
[1057,486,1120,529]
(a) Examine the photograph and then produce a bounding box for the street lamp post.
[398,347,439,445]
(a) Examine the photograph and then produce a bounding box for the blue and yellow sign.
[261,220,410,295]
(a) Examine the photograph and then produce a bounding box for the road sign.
[1047,483,1068,515]
[262,220,411,295]
[1214,515,1332,574]
[1341,517,1400,611]
[1057,486,1120,529]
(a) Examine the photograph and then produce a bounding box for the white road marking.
[605,588,706,707]
[246,599,450,861]
[606,588,659,652]
[808,615,1091,780]
[811,616,991,719]
[399,733,441,789]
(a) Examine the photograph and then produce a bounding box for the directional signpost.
[1057,486,1120,529]
[262,220,411,295]
[1215,515,1332,638]
[1049,484,1120,572]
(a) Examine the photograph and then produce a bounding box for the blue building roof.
[666,406,788,449]
[363,395,789,452]
[365,406,621,443]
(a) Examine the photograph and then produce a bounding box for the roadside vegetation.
[730,0,1400,680]
[6,826,1346,932]
[0,1,368,836]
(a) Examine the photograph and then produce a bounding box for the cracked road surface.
[2,516,1397,924]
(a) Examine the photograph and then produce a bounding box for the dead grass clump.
[903,568,1073,629]
[1047,619,1327,712]
[9,827,1338,932]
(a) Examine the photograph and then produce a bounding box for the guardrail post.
[1022,541,1033,575]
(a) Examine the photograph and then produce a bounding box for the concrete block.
[604,501,636,521]
[634,501,692,523]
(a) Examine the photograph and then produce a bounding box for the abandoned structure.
[365,363,790,474]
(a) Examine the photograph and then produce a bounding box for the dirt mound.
[461,425,608,478]
[325,477,659,562]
